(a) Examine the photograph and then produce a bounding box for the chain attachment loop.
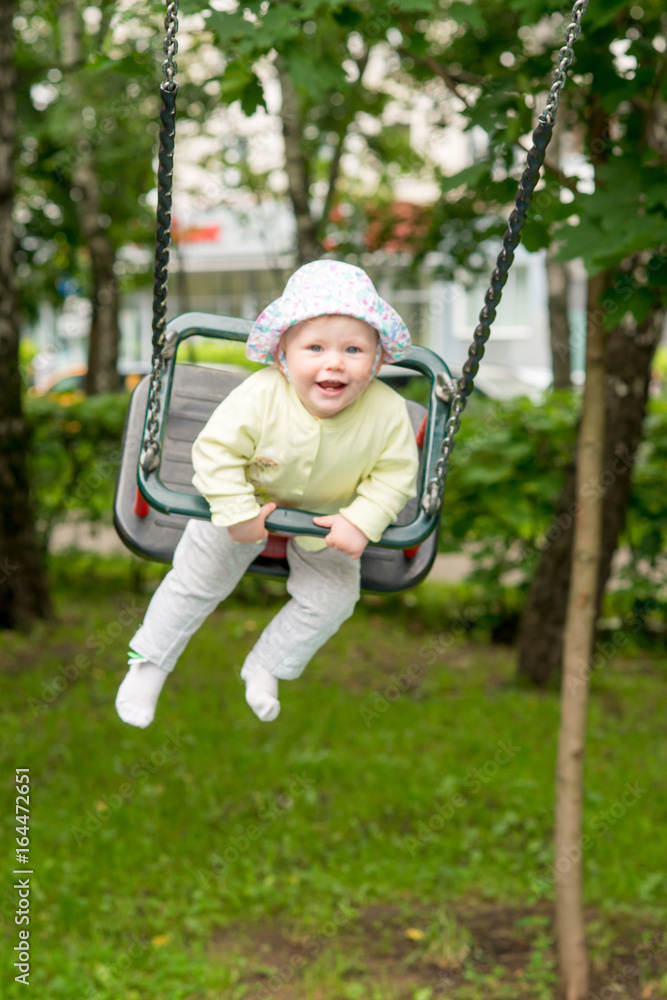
[435,371,457,403]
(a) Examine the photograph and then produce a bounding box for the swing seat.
[113,313,452,593]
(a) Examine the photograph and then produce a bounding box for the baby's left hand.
[311,513,369,559]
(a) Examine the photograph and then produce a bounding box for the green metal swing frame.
[136,312,453,550]
[114,0,589,588]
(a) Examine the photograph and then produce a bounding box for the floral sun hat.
[246,260,412,366]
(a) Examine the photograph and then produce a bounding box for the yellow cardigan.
[192,367,419,551]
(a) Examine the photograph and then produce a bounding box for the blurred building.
[114,200,579,389]
[29,200,588,390]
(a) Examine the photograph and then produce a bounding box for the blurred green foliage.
[439,391,578,570]
[26,387,667,624]
[25,392,129,545]
[441,390,667,607]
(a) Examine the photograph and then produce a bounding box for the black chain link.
[421,0,589,514]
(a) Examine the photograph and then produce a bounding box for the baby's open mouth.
[317,380,346,391]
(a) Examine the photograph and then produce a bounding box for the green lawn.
[1,556,665,999]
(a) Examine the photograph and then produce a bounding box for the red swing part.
[263,533,289,559]
[403,412,428,560]
[134,488,150,518]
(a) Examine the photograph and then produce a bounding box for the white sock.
[115,652,169,729]
[243,663,280,722]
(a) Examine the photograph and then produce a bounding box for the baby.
[115,260,419,726]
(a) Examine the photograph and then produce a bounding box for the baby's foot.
[115,652,169,728]
[243,663,280,722]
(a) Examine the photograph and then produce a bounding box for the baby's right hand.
[227,502,277,544]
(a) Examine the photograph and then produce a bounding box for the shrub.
[25,382,667,642]
[25,392,129,546]
[438,389,578,574]
[434,389,667,641]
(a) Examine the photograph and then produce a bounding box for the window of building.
[454,264,532,341]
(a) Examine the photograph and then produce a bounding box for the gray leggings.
[130,518,361,681]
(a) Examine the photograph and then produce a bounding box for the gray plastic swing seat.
[113,314,450,593]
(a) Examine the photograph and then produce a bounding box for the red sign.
[173,222,221,244]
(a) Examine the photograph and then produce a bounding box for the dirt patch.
[208,901,667,999]
[0,637,79,675]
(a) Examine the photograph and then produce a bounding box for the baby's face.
[281,315,379,419]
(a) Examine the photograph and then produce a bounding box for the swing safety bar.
[137,312,453,549]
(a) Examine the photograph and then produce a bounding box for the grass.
[1,554,666,999]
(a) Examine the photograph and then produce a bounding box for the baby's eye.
[308,344,323,352]
[346,346,361,354]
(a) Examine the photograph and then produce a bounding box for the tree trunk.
[516,295,664,686]
[61,0,121,395]
[554,270,607,1000]
[276,58,322,265]
[544,109,571,389]
[318,50,369,230]
[547,249,571,389]
[74,158,121,395]
[0,0,52,629]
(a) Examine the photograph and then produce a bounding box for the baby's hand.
[228,502,276,543]
[311,513,369,559]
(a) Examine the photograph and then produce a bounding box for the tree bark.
[517,88,663,687]
[318,51,369,231]
[319,130,346,231]
[74,157,121,395]
[61,0,121,395]
[276,58,322,265]
[554,270,607,1000]
[544,108,571,389]
[516,295,664,687]
[547,249,571,389]
[0,0,52,629]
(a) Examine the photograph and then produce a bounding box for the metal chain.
[421,0,588,515]
[138,0,587,487]
[162,0,179,91]
[542,0,589,123]
[141,1,180,475]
